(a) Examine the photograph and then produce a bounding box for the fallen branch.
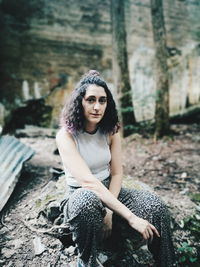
[174,148,200,155]
[143,146,163,166]
[19,218,69,236]
[1,213,10,230]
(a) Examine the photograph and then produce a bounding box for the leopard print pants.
[63,178,175,267]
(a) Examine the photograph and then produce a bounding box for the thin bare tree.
[111,0,136,137]
[150,0,170,137]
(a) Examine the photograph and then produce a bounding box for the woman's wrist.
[126,211,137,225]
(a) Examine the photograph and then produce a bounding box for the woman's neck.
[84,123,98,134]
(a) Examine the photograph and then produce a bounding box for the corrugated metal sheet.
[0,135,35,212]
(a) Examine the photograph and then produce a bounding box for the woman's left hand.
[102,208,113,240]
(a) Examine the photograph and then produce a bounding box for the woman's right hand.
[128,215,160,242]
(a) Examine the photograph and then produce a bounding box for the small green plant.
[184,209,200,242]
[177,242,197,265]
[176,207,200,266]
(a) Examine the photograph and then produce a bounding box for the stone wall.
[126,0,200,120]
[0,0,112,128]
[0,0,199,129]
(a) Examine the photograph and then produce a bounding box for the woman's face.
[82,84,107,129]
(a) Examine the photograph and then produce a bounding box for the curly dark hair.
[60,70,120,134]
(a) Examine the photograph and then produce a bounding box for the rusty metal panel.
[0,135,35,212]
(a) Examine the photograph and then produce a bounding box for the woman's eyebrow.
[86,95,107,98]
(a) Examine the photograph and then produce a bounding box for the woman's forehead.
[85,84,106,97]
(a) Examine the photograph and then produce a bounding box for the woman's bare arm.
[102,131,123,238]
[108,132,123,198]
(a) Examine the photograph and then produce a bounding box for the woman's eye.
[87,97,96,103]
[85,97,107,104]
[99,98,107,104]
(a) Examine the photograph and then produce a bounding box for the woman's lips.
[90,113,101,117]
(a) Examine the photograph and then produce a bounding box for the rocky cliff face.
[0,0,199,129]
[126,0,200,120]
[0,0,112,129]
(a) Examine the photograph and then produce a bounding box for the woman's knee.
[148,194,170,224]
[134,190,168,219]
[68,188,104,217]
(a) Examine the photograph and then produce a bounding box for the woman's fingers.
[105,230,111,239]
[150,224,160,237]
[102,225,112,240]
[147,227,154,243]
[130,217,160,241]
[103,229,107,240]
[141,223,160,241]
[143,231,149,240]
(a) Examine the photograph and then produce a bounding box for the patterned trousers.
[63,178,175,267]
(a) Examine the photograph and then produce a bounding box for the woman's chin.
[86,118,101,126]
[90,116,102,122]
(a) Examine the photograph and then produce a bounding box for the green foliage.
[120,106,134,113]
[191,193,200,203]
[176,206,200,266]
[123,124,135,131]
[122,120,155,137]
[184,212,200,242]
[177,242,197,265]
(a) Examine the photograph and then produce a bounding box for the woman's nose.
[93,101,100,110]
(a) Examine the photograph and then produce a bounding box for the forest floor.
[0,123,200,267]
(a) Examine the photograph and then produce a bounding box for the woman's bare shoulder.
[109,131,121,145]
[56,127,74,143]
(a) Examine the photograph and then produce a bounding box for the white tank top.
[64,129,111,187]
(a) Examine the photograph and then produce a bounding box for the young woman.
[56,70,175,267]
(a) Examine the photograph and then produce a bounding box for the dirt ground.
[0,123,200,267]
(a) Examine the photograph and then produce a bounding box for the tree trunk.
[150,0,170,138]
[111,0,136,137]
